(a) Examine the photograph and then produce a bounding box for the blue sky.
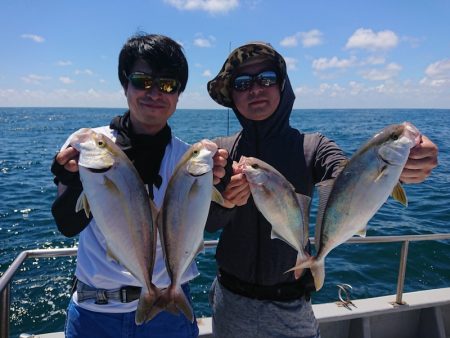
[1,0,449,109]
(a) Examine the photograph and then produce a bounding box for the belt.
[76,280,142,305]
[218,269,314,302]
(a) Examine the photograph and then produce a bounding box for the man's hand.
[212,148,228,185]
[400,135,438,184]
[55,147,80,173]
[221,161,251,208]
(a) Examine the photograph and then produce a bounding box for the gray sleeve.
[306,133,347,183]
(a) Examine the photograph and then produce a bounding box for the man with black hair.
[51,33,226,338]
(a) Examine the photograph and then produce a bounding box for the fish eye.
[391,134,399,141]
[192,150,199,156]
[97,140,105,147]
[251,164,259,169]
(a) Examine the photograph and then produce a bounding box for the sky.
[1,0,449,109]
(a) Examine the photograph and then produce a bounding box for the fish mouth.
[191,172,208,177]
[84,166,113,173]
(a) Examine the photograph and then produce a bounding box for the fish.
[288,122,421,291]
[156,139,224,322]
[69,128,161,325]
[238,156,312,278]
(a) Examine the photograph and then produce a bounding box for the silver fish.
[238,156,311,278]
[157,139,223,322]
[288,122,421,291]
[70,128,160,324]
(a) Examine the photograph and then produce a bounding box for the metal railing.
[1,234,450,338]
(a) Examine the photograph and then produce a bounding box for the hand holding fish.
[400,135,438,184]
[55,146,80,173]
[221,161,251,208]
[212,148,228,185]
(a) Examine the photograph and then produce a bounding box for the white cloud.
[420,59,450,87]
[300,30,323,48]
[360,63,402,81]
[346,28,399,51]
[21,74,51,85]
[424,59,450,78]
[363,56,386,65]
[280,35,298,48]
[75,69,94,76]
[280,30,323,48]
[284,57,298,71]
[194,38,213,47]
[164,0,239,14]
[0,88,126,108]
[20,34,45,43]
[312,56,356,71]
[202,69,212,77]
[57,60,73,66]
[59,77,74,84]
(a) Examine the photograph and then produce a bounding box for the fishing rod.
[227,41,231,136]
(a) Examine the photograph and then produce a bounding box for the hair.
[118,33,188,92]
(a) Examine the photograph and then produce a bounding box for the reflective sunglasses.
[232,70,278,92]
[127,72,180,94]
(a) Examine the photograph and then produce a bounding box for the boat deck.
[18,288,450,338]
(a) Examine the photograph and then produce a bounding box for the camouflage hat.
[208,42,287,108]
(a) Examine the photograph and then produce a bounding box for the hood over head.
[208,42,287,108]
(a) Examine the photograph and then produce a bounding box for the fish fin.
[75,192,91,218]
[156,285,194,323]
[293,251,312,279]
[103,175,122,196]
[337,159,348,170]
[391,182,408,207]
[211,186,225,206]
[287,258,326,291]
[285,256,314,274]
[315,179,335,252]
[296,193,311,246]
[270,230,299,251]
[173,286,194,322]
[310,259,326,291]
[105,247,120,263]
[356,227,367,237]
[135,284,162,325]
[374,165,388,182]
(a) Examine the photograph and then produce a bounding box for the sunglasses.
[232,70,278,92]
[127,72,181,94]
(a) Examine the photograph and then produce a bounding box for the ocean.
[0,107,449,336]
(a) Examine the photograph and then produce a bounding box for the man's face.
[125,59,180,135]
[231,60,281,121]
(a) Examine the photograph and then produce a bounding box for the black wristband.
[50,155,82,188]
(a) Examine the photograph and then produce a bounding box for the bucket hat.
[207,42,287,108]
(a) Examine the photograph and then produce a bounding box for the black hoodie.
[205,77,346,286]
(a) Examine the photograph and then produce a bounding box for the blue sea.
[1,107,449,336]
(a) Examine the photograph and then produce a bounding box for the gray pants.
[209,278,321,338]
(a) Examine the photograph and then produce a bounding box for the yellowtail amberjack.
[238,156,311,278]
[288,122,421,291]
[157,139,223,322]
[70,128,161,324]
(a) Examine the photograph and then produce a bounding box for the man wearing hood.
[205,42,438,338]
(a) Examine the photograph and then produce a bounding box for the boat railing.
[1,233,450,338]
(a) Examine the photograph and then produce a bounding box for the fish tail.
[285,255,314,275]
[293,251,312,279]
[310,258,326,291]
[155,285,194,323]
[135,284,163,325]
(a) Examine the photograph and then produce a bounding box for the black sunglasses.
[232,70,278,92]
[127,72,181,94]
